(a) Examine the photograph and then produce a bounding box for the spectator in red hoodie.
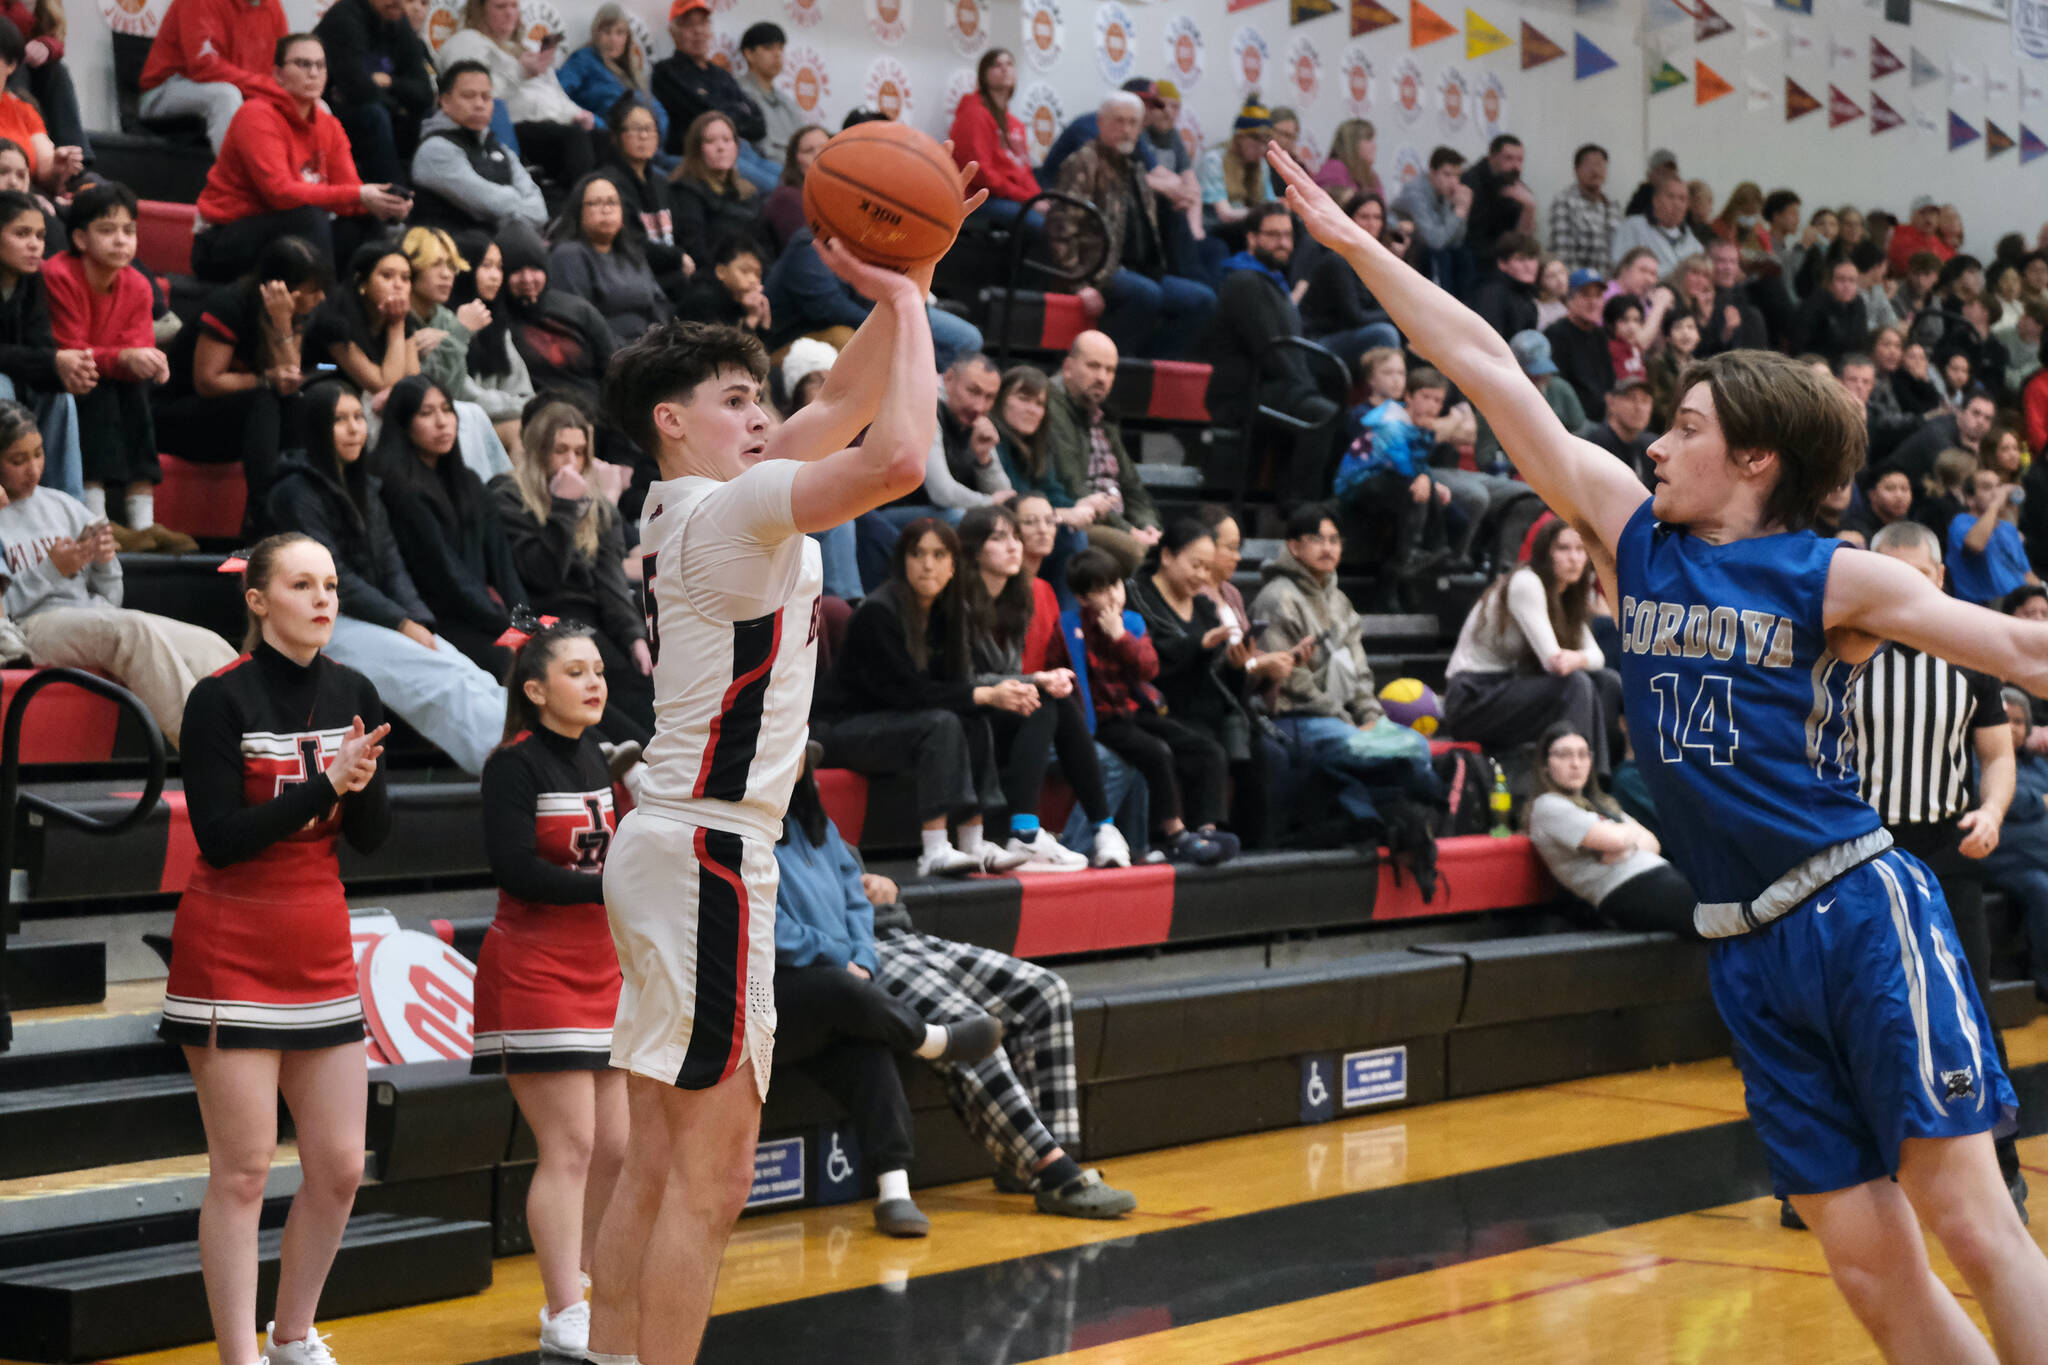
[948,48,1041,233]
[0,3,87,159]
[192,33,410,282]
[1887,194,1957,279]
[137,0,288,153]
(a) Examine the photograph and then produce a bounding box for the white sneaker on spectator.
[918,844,983,877]
[974,842,1031,872]
[1007,828,1089,871]
[1091,824,1132,868]
[538,1299,589,1354]
[262,1324,337,1365]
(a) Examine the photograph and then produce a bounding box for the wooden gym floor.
[35,1019,2048,1365]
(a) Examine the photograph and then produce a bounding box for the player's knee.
[1827,1258,1895,1327]
[302,1148,364,1207]
[1925,1198,2030,1282]
[206,1151,274,1206]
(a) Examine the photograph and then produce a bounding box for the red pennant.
[1828,85,1863,127]
[1871,35,1904,80]
[1870,90,1905,133]
[1786,77,1821,120]
[1520,19,1565,68]
[1350,0,1399,34]
[1694,0,1732,40]
[1410,0,1457,46]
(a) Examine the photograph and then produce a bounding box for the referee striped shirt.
[1849,644,2004,826]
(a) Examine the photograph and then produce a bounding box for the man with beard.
[1051,91,1216,360]
[1458,133,1535,272]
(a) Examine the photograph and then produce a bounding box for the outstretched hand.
[1266,145,1366,257]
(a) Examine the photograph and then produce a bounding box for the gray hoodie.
[1249,544,1382,726]
[0,486,121,620]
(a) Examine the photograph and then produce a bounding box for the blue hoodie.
[1219,249,1291,297]
[772,814,879,974]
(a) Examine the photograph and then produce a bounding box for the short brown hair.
[1675,350,1867,532]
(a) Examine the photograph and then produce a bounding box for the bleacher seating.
[975,287,1091,359]
[153,457,246,543]
[134,201,198,278]
[0,672,121,765]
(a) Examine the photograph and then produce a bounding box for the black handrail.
[993,189,1110,368]
[0,669,168,1052]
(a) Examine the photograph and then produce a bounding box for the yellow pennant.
[1465,7,1512,59]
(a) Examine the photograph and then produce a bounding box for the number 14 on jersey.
[1650,672,1740,765]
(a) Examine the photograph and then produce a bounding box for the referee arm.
[1960,721,2015,859]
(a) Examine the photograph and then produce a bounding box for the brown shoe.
[145,525,201,555]
[109,523,154,553]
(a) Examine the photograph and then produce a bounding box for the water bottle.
[1488,759,1513,838]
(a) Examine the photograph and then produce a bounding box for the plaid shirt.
[1547,188,1624,274]
[1080,614,1159,719]
[1084,415,1125,516]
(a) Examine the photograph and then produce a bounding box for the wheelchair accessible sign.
[1299,1046,1409,1123]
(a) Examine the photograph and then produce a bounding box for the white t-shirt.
[1526,792,1665,908]
[632,462,824,843]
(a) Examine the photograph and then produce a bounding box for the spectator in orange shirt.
[137,0,289,153]
[191,33,411,281]
[0,19,81,192]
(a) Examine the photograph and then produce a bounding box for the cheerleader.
[470,620,627,1358]
[159,532,393,1365]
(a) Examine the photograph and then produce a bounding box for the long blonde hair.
[1327,118,1376,186]
[588,4,643,87]
[514,402,616,559]
[1220,130,1271,207]
[461,0,523,54]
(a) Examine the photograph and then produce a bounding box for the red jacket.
[139,0,287,97]
[43,252,155,378]
[948,92,1040,204]
[1888,222,1957,277]
[197,82,364,224]
[0,0,60,58]
[2025,369,2048,457]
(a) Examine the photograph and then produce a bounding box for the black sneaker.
[1780,1197,1807,1231]
[938,1013,1004,1063]
[2013,1172,2031,1227]
[1165,829,1227,866]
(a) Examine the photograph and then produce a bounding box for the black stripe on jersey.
[691,610,784,803]
[1854,647,1981,826]
[676,826,749,1091]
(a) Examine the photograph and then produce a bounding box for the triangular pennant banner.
[1870,90,1905,132]
[1351,0,1401,35]
[1651,58,1689,93]
[1828,84,1863,126]
[1292,0,1340,22]
[1520,20,1566,67]
[1695,0,1732,40]
[1949,110,1980,149]
[1871,36,1903,80]
[1987,119,2014,157]
[1951,57,1978,94]
[1465,7,1513,57]
[1573,31,1618,78]
[1785,27,1816,60]
[1646,0,1692,28]
[1745,71,1772,112]
[1831,37,1858,68]
[1786,76,1821,119]
[1744,10,1774,50]
[1910,47,1940,87]
[1988,68,2013,102]
[1696,58,1733,103]
[2022,125,2048,165]
[1913,102,1940,135]
[1410,0,1457,45]
[2023,69,2047,109]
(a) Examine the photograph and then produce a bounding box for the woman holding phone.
[438,0,604,191]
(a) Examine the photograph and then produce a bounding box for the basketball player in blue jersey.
[1270,144,2048,1363]
[581,160,982,1361]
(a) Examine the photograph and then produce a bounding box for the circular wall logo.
[97,0,169,38]
[1340,46,1373,116]
[867,0,908,46]
[1394,57,1424,125]
[1095,2,1137,85]
[1437,67,1468,133]
[1285,35,1322,104]
[864,56,915,121]
[1162,15,1205,91]
[785,0,824,28]
[1021,0,1065,72]
[1019,80,1064,162]
[949,0,988,57]
[1231,26,1269,94]
[781,44,833,116]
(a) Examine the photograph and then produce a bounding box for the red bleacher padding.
[815,768,869,845]
[1373,834,1558,922]
[155,456,247,541]
[1144,360,1212,423]
[0,670,121,763]
[1011,862,1176,957]
[1037,293,1089,352]
[135,200,197,278]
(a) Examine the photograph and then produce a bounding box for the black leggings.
[154,386,303,536]
[514,121,603,188]
[987,694,1110,827]
[1595,863,1703,939]
[1094,711,1228,832]
[816,708,1002,822]
[774,964,920,1174]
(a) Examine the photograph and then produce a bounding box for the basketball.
[1378,677,1442,736]
[802,121,965,271]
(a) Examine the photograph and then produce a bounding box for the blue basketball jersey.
[1613,501,1881,905]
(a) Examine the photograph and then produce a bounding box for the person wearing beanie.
[775,335,861,600]
[1195,98,1278,237]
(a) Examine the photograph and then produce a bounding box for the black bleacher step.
[0,1072,203,1180]
[1,939,103,1010]
[0,1210,493,1362]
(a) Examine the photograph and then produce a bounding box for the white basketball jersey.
[632,469,823,843]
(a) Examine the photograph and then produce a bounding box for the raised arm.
[1268,146,1648,556]
[767,152,985,463]
[1825,547,2048,696]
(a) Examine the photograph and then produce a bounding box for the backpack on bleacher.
[1430,748,1500,837]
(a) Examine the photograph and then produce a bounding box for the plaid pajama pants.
[872,928,1081,1181]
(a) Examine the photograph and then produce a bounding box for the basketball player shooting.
[1267,144,2048,1363]
[583,161,984,1363]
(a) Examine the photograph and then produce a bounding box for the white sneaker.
[263,1324,337,1365]
[918,844,982,877]
[1090,823,1132,868]
[538,1299,590,1354]
[1007,828,1089,871]
[973,842,1031,872]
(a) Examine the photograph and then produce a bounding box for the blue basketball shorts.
[1709,849,2018,1197]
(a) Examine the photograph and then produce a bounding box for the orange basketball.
[802,121,964,271]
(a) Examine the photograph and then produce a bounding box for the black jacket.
[813,586,975,722]
[488,474,644,652]
[1544,316,1615,421]
[650,53,765,157]
[380,455,528,634]
[601,157,688,282]
[313,0,433,119]
[1468,267,1538,341]
[1791,291,1870,368]
[507,288,616,412]
[267,452,432,631]
[1578,419,1655,485]
[0,271,59,391]
[1299,250,1389,337]
[1201,263,1315,430]
[670,174,766,270]
[1879,413,1967,491]
[1459,160,1524,267]
[1693,286,1769,358]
